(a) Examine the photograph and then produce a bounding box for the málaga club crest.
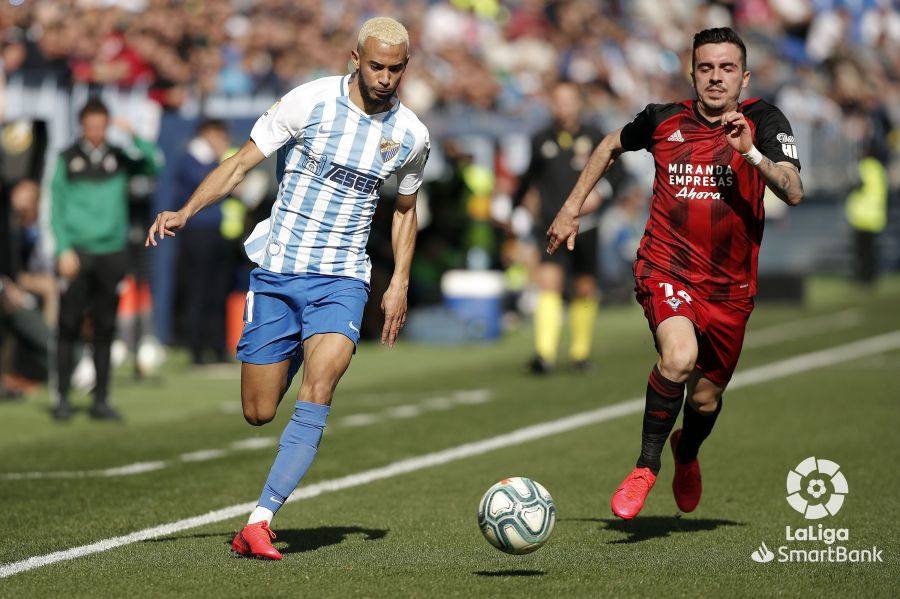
[380,137,401,162]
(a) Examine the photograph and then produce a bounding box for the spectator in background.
[173,119,233,364]
[0,118,48,279]
[846,146,889,287]
[0,180,53,391]
[513,81,623,374]
[0,114,49,397]
[8,180,56,324]
[50,98,162,421]
[599,183,647,300]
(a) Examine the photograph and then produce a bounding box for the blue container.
[441,270,505,340]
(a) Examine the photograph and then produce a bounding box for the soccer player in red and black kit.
[547,27,804,519]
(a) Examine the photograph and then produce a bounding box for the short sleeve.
[250,85,313,157]
[396,129,431,195]
[753,104,801,170]
[619,104,657,152]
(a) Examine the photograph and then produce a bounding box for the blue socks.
[256,400,330,514]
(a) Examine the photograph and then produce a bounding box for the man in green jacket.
[50,98,162,421]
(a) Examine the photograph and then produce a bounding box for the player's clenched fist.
[722,111,753,154]
[145,210,188,247]
[545,204,580,255]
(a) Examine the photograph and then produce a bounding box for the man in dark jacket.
[514,82,626,373]
[173,119,233,364]
[50,98,162,420]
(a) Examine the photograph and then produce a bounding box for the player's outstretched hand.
[145,210,188,247]
[722,111,752,154]
[545,204,580,255]
[380,283,408,348]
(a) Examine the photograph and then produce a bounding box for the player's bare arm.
[381,190,417,348]
[145,139,265,246]
[755,156,803,205]
[546,129,623,254]
[722,111,804,206]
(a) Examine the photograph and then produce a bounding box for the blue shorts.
[236,268,369,369]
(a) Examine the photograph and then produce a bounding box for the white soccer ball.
[477,477,556,555]
[136,336,166,376]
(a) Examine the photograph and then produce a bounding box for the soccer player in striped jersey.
[547,28,803,520]
[146,17,429,559]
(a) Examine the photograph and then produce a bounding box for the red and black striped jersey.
[620,98,801,301]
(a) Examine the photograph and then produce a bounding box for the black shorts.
[540,226,598,276]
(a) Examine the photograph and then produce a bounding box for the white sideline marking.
[744,308,863,349]
[336,389,493,428]
[1,461,167,481]
[2,330,899,578]
[0,439,275,481]
[180,449,228,463]
[230,437,276,450]
[2,391,493,480]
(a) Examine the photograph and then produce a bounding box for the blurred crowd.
[1,0,897,121]
[1,0,899,402]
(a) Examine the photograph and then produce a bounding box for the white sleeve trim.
[396,124,430,195]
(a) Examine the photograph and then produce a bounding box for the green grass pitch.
[0,277,897,597]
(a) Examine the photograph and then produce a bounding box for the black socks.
[636,365,685,475]
[675,398,722,464]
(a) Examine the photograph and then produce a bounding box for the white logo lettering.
[781,143,798,159]
[675,186,722,200]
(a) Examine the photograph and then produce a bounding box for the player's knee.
[573,277,597,299]
[687,394,719,414]
[241,393,278,426]
[242,406,275,426]
[688,387,722,414]
[659,344,697,381]
[300,379,334,406]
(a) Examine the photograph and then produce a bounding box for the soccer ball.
[136,336,166,376]
[477,477,556,555]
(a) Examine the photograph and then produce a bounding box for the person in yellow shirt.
[846,154,888,286]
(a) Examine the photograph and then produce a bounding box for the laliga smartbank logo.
[786,456,847,519]
[751,457,884,564]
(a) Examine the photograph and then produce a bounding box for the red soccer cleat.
[231,521,282,560]
[610,466,657,520]
[670,429,702,513]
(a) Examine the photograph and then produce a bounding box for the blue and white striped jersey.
[244,74,430,283]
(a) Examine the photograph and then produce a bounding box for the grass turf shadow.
[274,526,388,554]
[561,516,744,544]
[149,526,388,554]
[474,570,545,577]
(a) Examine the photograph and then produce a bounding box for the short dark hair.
[79,97,109,121]
[692,27,747,70]
[197,118,228,136]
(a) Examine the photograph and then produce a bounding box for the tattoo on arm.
[756,156,804,204]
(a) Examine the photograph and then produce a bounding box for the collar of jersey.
[689,100,724,130]
[79,139,109,160]
[341,74,400,120]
